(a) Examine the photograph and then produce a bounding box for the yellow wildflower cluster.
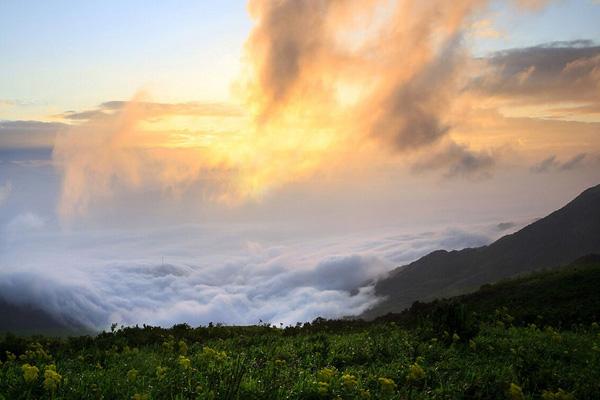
[22,363,39,383]
[178,340,188,355]
[541,388,575,400]
[508,383,525,400]
[378,377,397,394]
[317,381,329,395]
[43,364,62,392]
[274,359,286,366]
[20,342,52,363]
[156,365,168,380]
[162,337,175,352]
[127,368,138,382]
[317,367,337,382]
[178,355,191,369]
[341,373,358,389]
[407,363,425,382]
[202,346,227,362]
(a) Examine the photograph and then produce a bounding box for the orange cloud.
[54,0,592,219]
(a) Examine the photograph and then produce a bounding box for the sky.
[1,0,600,329]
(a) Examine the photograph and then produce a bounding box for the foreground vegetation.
[1,258,599,399]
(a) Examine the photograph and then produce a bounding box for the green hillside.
[1,257,600,399]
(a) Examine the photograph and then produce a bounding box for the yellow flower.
[202,346,227,362]
[22,363,39,383]
[508,383,524,400]
[178,355,191,369]
[43,364,62,392]
[127,368,138,382]
[358,388,371,399]
[274,359,286,366]
[378,377,397,394]
[132,394,149,400]
[317,367,337,382]
[541,388,575,400]
[178,340,188,355]
[407,363,425,382]
[317,381,329,395]
[342,373,358,389]
[156,365,168,379]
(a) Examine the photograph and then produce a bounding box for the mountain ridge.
[363,183,600,318]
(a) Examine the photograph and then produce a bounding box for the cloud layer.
[0,220,500,329]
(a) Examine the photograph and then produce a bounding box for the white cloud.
[0,222,497,330]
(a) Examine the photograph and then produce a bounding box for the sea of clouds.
[0,213,509,330]
[0,152,532,330]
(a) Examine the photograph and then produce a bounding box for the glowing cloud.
[53,0,574,219]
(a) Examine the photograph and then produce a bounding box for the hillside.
[0,299,89,337]
[375,254,600,328]
[364,184,600,318]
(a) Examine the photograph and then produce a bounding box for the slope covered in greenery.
[1,258,599,399]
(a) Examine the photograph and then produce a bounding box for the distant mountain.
[0,299,90,336]
[363,184,600,318]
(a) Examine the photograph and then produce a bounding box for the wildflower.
[274,359,286,366]
[202,346,227,362]
[132,394,149,400]
[317,381,329,395]
[541,388,575,400]
[178,340,188,355]
[43,364,62,392]
[378,377,397,394]
[508,383,524,400]
[469,339,477,351]
[22,363,39,383]
[156,365,168,380]
[407,363,426,382]
[127,368,138,382]
[341,373,358,389]
[317,367,337,382]
[358,388,371,399]
[178,355,191,369]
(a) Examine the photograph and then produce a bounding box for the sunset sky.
[1,0,599,328]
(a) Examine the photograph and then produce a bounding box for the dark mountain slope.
[375,254,600,328]
[364,184,600,318]
[0,299,90,336]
